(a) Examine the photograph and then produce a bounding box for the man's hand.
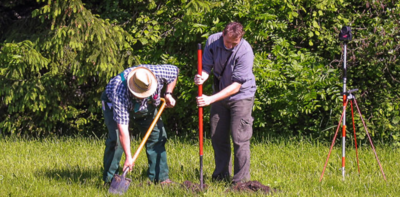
[123,156,134,172]
[194,71,209,85]
[196,95,213,107]
[165,94,176,108]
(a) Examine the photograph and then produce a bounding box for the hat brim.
[127,67,157,98]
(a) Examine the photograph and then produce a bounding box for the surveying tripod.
[319,88,386,181]
[319,28,386,181]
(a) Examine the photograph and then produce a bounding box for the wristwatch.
[164,92,172,97]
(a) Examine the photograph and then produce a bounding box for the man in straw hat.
[101,64,179,186]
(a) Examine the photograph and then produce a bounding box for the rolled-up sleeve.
[162,65,179,84]
[232,50,254,84]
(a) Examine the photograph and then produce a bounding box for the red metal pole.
[197,43,204,189]
[341,43,348,181]
[342,94,347,180]
[319,99,348,182]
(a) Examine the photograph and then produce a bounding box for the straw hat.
[127,67,157,98]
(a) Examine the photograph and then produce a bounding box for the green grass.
[0,135,399,196]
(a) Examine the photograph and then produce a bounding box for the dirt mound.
[229,181,275,194]
[181,180,208,192]
[181,180,275,194]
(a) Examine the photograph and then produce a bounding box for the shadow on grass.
[36,165,151,188]
[36,165,102,187]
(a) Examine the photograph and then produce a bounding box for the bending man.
[102,64,179,186]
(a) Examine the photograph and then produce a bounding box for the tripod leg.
[350,100,361,174]
[319,99,349,182]
[353,98,387,180]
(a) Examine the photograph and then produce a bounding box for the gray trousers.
[210,97,254,183]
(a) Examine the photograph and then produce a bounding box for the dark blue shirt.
[202,32,256,101]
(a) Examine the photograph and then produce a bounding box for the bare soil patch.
[181,180,208,192]
[228,181,276,194]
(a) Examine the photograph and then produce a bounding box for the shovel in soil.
[108,168,131,195]
[109,98,167,195]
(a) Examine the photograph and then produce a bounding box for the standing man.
[194,22,256,184]
[102,64,179,186]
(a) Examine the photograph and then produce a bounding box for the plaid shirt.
[105,64,179,125]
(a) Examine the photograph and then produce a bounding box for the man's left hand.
[196,95,212,107]
[165,94,176,108]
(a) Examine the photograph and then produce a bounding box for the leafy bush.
[1,0,400,146]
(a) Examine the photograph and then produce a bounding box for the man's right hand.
[123,157,134,172]
[194,71,209,85]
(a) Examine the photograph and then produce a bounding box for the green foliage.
[0,0,135,136]
[1,0,400,146]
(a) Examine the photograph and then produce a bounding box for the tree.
[1,0,135,136]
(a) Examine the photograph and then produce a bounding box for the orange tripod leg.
[350,100,360,174]
[319,99,349,182]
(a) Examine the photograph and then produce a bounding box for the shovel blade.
[108,173,132,195]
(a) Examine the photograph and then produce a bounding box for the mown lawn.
[0,135,399,196]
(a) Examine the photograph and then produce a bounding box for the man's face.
[129,91,144,101]
[222,33,241,50]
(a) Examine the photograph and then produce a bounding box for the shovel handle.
[131,98,167,165]
[122,167,129,177]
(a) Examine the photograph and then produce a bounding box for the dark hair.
[223,22,245,38]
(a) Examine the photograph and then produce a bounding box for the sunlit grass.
[0,135,399,196]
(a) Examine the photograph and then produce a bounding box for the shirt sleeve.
[160,64,179,84]
[141,64,179,85]
[202,39,214,74]
[113,91,130,125]
[108,78,130,125]
[232,50,254,84]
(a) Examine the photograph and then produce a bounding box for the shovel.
[109,98,167,195]
[108,168,131,195]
